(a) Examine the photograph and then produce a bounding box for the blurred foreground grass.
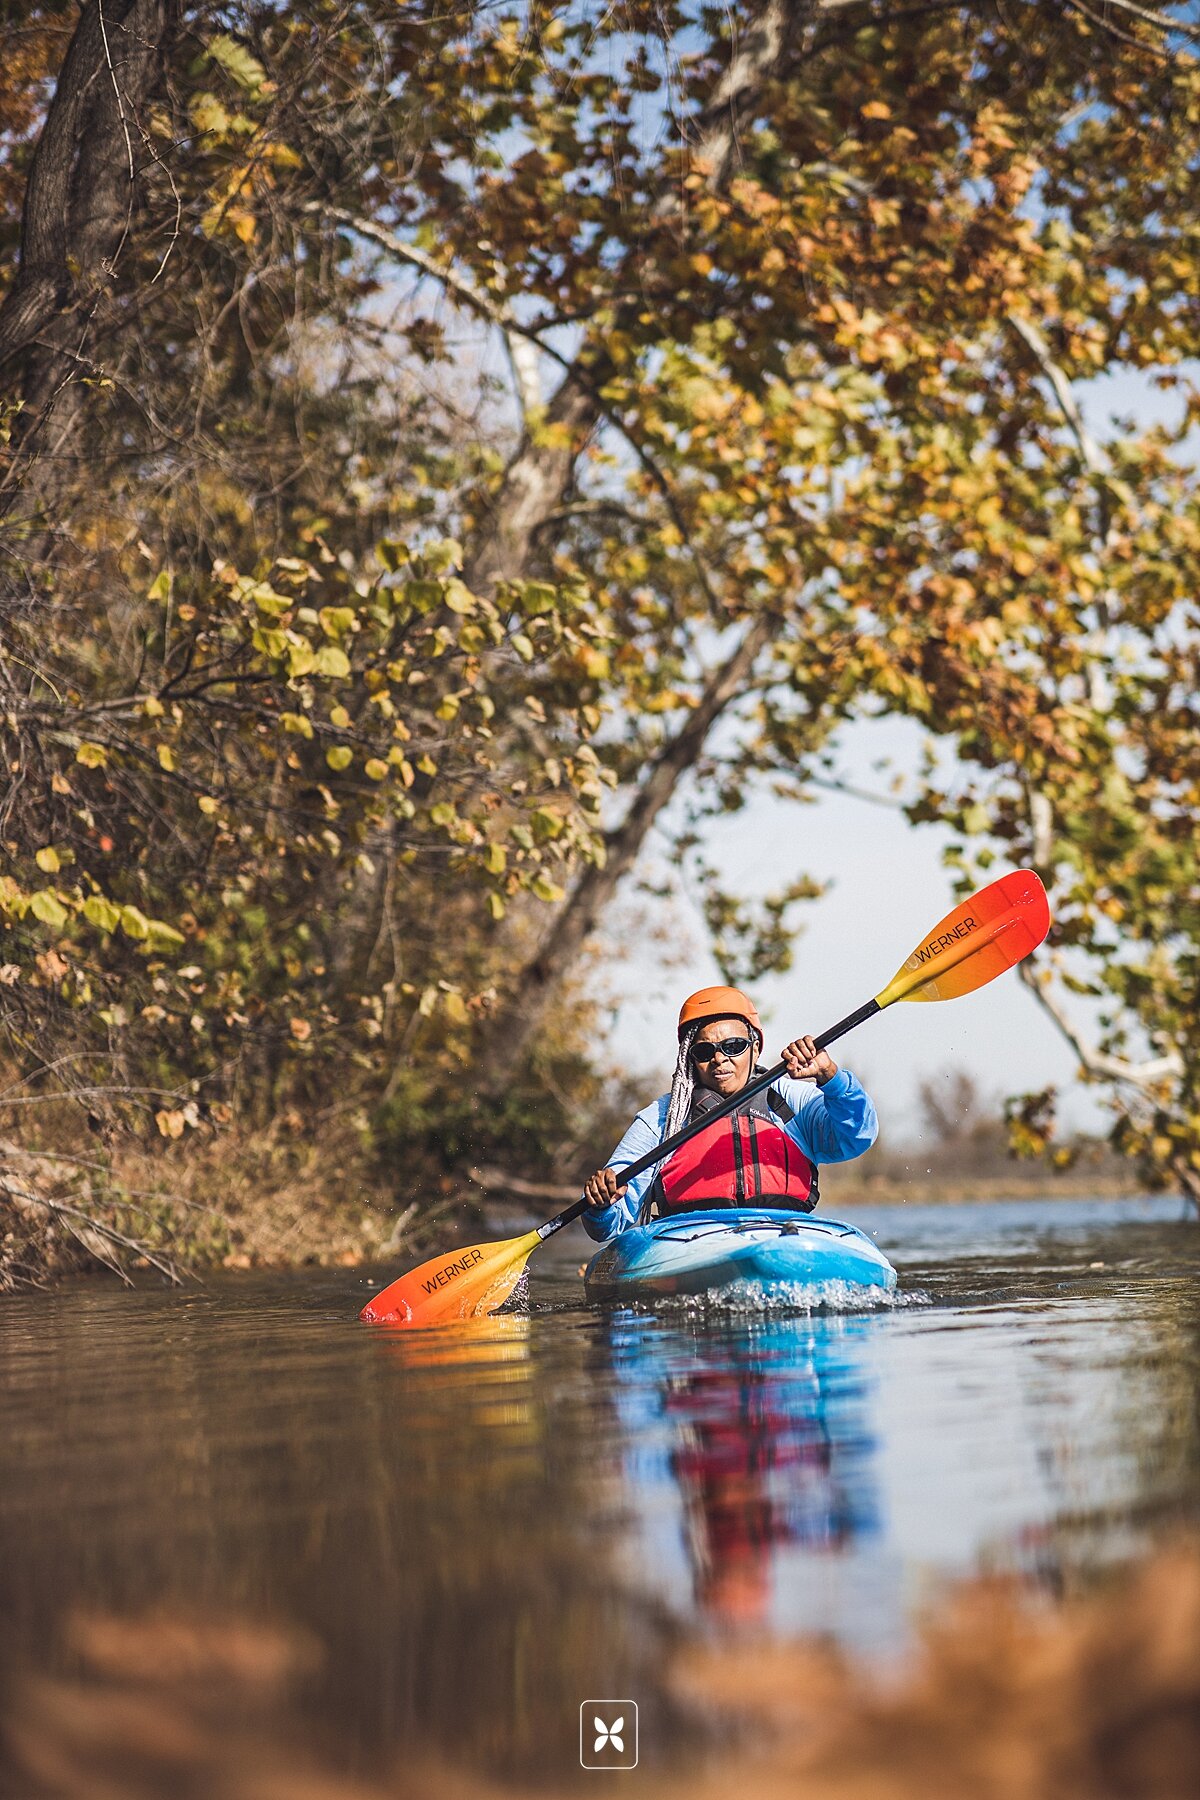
[3,1540,1196,1799]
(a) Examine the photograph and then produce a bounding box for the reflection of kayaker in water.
[605,1310,881,1632]
[668,1355,844,1626]
[581,985,877,1240]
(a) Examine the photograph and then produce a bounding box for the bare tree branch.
[1006,312,1107,475]
[1007,308,1123,706]
[1059,0,1180,52]
[1080,0,1200,37]
[467,1164,578,1204]
[312,201,722,604]
[1,1170,182,1285]
[1019,961,1183,1089]
[312,201,546,425]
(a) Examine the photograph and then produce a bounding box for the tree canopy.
[1,0,1198,1275]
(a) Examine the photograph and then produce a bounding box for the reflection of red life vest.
[653,1088,818,1215]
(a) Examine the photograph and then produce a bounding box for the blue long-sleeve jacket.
[581,1068,878,1242]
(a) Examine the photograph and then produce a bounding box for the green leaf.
[207,31,267,92]
[531,807,564,842]
[531,876,565,903]
[443,579,476,616]
[377,539,409,572]
[404,580,443,615]
[146,918,186,949]
[29,891,69,930]
[252,586,292,616]
[314,645,352,679]
[120,905,150,941]
[319,606,357,639]
[189,92,232,136]
[423,538,463,573]
[252,626,289,660]
[35,847,60,874]
[82,896,122,933]
[325,745,353,772]
[281,711,314,738]
[76,742,108,769]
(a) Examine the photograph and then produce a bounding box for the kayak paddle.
[360,866,1050,1326]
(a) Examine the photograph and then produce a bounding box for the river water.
[1,1195,1197,1785]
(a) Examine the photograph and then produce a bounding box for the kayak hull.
[583,1209,897,1302]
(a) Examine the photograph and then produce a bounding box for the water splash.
[613,1278,932,1319]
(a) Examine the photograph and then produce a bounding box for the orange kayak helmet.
[678,985,763,1050]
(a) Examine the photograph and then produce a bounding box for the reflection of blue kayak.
[584,1209,897,1302]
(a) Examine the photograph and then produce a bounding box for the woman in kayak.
[581,984,877,1240]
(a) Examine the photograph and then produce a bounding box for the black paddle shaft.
[537,997,882,1240]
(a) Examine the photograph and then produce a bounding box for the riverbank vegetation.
[2,1,1199,1284]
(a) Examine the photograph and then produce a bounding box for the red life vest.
[652,1087,817,1216]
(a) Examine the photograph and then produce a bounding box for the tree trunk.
[0,0,178,523]
[482,611,776,1081]
[460,6,811,1068]
[462,370,601,592]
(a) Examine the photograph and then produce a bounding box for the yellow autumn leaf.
[314,645,351,679]
[120,905,150,941]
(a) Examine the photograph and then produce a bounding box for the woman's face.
[690,1016,756,1097]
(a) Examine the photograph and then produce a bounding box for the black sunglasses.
[690,1035,753,1065]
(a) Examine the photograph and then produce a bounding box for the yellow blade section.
[875,868,1050,1008]
[359,1228,542,1327]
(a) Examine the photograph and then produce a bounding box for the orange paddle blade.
[875,868,1050,1008]
[359,1228,542,1327]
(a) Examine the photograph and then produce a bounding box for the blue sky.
[596,711,1095,1145]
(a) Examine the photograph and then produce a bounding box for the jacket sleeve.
[580,1098,669,1242]
[780,1068,878,1165]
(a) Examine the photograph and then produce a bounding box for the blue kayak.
[583,1209,897,1303]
